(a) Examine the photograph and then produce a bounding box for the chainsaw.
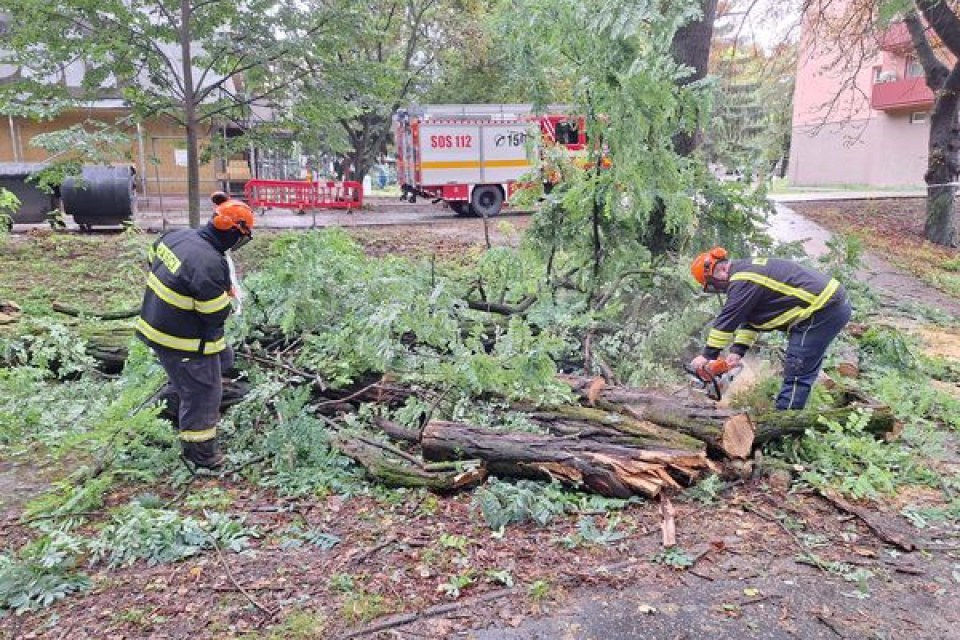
[683,358,743,401]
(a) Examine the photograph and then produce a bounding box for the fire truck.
[393,104,586,217]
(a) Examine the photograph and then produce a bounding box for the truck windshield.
[554,121,580,145]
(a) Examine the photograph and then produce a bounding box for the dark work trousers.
[775,297,852,410]
[153,345,234,465]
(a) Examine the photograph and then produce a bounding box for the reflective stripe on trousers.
[152,345,233,465]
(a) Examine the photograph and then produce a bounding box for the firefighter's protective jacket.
[702,258,844,359]
[136,227,232,355]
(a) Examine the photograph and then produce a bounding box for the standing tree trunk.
[645,0,719,254]
[180,0,201,229]
[670,0,719,156]
[911,3,960,247]
[923,68,960,247]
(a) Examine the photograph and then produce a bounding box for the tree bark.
[52,302,139,321]
[421,420,715,498]
[909,5,960,247]
[180,0,201,229]
[923,78,960,247]
[525,404,718,454]
[335,436,487,491]
[560,374,897,455]
[670,0,719,156]
[751,405,898,445]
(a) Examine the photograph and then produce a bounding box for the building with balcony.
[789,12,933,188]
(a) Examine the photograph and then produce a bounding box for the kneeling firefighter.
[136,194,254,468]
[689,248,852,410]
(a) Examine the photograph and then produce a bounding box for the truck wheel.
[449,201,472,216]
[471,185,504,217]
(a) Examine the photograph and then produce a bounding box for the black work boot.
[182,440,225,470]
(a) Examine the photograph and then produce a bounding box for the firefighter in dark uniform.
[688,247,852,410]
[136,196,254,468]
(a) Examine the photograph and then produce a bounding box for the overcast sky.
[718,0,802,51]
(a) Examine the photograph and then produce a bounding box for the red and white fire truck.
[393,104,586,217]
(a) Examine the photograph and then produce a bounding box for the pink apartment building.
[789,20,935,187]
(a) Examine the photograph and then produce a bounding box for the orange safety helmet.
[691,247,728,287]
[212,199,255,235]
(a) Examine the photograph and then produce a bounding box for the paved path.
[767,203,960,318]
[770,190,925,203]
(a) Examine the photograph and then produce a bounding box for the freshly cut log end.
[721,414,755,460]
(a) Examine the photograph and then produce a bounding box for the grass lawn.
[0,231,152,318]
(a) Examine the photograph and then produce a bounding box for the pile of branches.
[227,345,896,499]
[49,232,899,499]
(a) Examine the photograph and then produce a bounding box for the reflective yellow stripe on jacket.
[734,328,759,346]
[706,328,734,349]
[147,273,194,311]
[135,318,226,354]
[146,273,230,315]
[195,293,230,314]
[751,278,841,331]
[729,272,817,304]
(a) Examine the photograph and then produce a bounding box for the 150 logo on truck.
[430,135,473,148]
[495,131,528,147]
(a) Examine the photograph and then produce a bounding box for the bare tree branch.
[904,10,949,86]
[918,0,960,56]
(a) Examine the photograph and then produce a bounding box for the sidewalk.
[767,203,960,317]
[770,189,925,203]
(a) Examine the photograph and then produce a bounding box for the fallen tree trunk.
[751,405,898,445]
[560,375,898,455]
[421,420,716,498]
[551,379,756,459]
[525,405,708,452]
[625,403,755,459]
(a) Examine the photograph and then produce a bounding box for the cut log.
[334,437,486,492]
[622,403,755,460]
[561,375,897,455]
[421,420,715,498]
[551,382,757,459]
[526,405,708,452]
[82,327,134,374]
[752,405,898,445]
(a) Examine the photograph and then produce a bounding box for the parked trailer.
[243,179,363,214]
[393,104,586,217]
